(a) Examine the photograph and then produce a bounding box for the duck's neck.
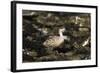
[59,31,63,37]
[59,30,68,40]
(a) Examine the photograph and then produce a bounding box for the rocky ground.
[22,10,91,62]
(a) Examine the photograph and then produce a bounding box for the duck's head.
[59,28,66,32]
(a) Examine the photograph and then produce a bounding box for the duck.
[43,28,69,49]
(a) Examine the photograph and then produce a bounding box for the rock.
[65,51,74,56]
[66,54,81,60]
[26,36,33,41]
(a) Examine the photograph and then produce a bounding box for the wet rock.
[66,54,81,60]
[65,51,75,56]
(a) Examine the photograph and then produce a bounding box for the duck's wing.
[43,36,64,48]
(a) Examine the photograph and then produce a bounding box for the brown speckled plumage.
[43,28,67,48]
